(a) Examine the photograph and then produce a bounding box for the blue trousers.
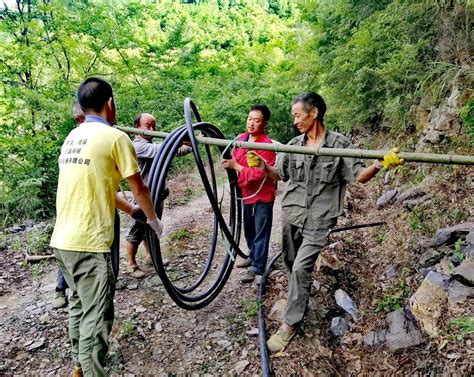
[56,267,68,291]
[243,202,273,275]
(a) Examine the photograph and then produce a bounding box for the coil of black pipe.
[143,98,250,310]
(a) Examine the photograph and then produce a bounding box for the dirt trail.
[0,183,285,375]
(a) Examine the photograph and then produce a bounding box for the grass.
[117,320,135,339]
[240,299,260,320]
[374,267,412,313]
[448,317,474,341]
[168,229,192,242]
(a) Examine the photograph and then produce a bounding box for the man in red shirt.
[222,104,276,283]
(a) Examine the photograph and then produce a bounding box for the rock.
[431,222,474,247]
[403,194,432,208]
[135,305,147,313]
[396,187,426,204]
[27,340,45,352]
[418,249,442,267]
[376,189,398,208]
[154,322,163,332]
[386,309,424,353]
[316,251,343,271]
[312,280,321,291]
[363,330,386,348]
[233,360,249,374]
[331,317,349,337]
[409,271,449,335]
[452,258,474,286]
[127,284,138,290]
[269,299,287,321]
[39,313,49,325]
[209,330,226,339]
[434,258,455,276]
[245,328,259,337]
[268,269,283,279]
[447,279,474,306]
[216,339,231,350]
[334,289,358,321]
[384,264,397,280]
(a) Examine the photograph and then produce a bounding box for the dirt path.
[0,182,285,376]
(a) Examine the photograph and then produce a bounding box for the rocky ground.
[0,164,473,376]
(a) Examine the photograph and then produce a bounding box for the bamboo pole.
[116,126,474,165]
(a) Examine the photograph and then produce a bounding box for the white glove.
[148,218,163,239]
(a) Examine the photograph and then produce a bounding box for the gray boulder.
[376,189,398,208]
[431,222,474,247]
[452,258,474,286]
[386,308,424,353]
[331,317,349,337]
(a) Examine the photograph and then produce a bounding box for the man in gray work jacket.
[126,113,191,277]
[262,92,404,353]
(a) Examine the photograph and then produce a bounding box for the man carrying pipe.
[222,104,277,284]
[261,92,403,353]
[125,112,192,278]
[50,77,163,376]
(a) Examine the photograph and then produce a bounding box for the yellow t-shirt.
[50,122,140,252]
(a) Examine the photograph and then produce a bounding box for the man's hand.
[380,148,404,170]
[130,205,147,223]
[246,151,263,168]
[148,218,163,239]
[222,158,237,170]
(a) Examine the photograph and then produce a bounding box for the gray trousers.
[282,221,328,326]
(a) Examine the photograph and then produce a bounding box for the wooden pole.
[116,126,474,165]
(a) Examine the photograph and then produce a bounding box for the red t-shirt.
[233,132,276,205]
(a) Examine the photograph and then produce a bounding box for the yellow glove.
[246,151,262,167]
[381,148,404,170]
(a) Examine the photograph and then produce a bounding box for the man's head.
[72,101,85,125]
[134,113,156,139]
[77,77,115,125]
[246,104,270,137]
[291,92,326,134]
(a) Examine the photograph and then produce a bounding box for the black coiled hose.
[143,98,248,310]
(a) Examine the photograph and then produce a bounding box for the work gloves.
[148,218,163,239]
[246,151,263,167]
[379,148,404,170]
[131,205,163,239]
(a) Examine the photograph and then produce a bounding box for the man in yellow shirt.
[50,77,162,376]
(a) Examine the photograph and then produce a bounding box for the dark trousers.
[243,202,273,275]
[56,267,68,291]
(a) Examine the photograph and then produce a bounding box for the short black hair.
[134,113,143,127]
[77,77,113,113]
[292,92,326,122]
[249,104,271,122]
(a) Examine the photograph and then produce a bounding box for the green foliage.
[240,299,260,320]
[449,317,474,340]
[117,320,136,339]
[459,99,474,141]
[375,267,412,313]
[453,239,465,262]
[1,0,471,228]
[168,228,191,241]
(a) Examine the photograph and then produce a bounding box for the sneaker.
[127,266,146,279]
[52,290,67,309]
[236,258,252,268]
[240,270,256,283]
[267,326,296,353]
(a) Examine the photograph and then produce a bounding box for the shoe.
[72,366,83,377]
[267,326,296,353]
[236,258,252,268]
[240,270,256,283]
[127,266,146,279]
[52,290,67,309]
